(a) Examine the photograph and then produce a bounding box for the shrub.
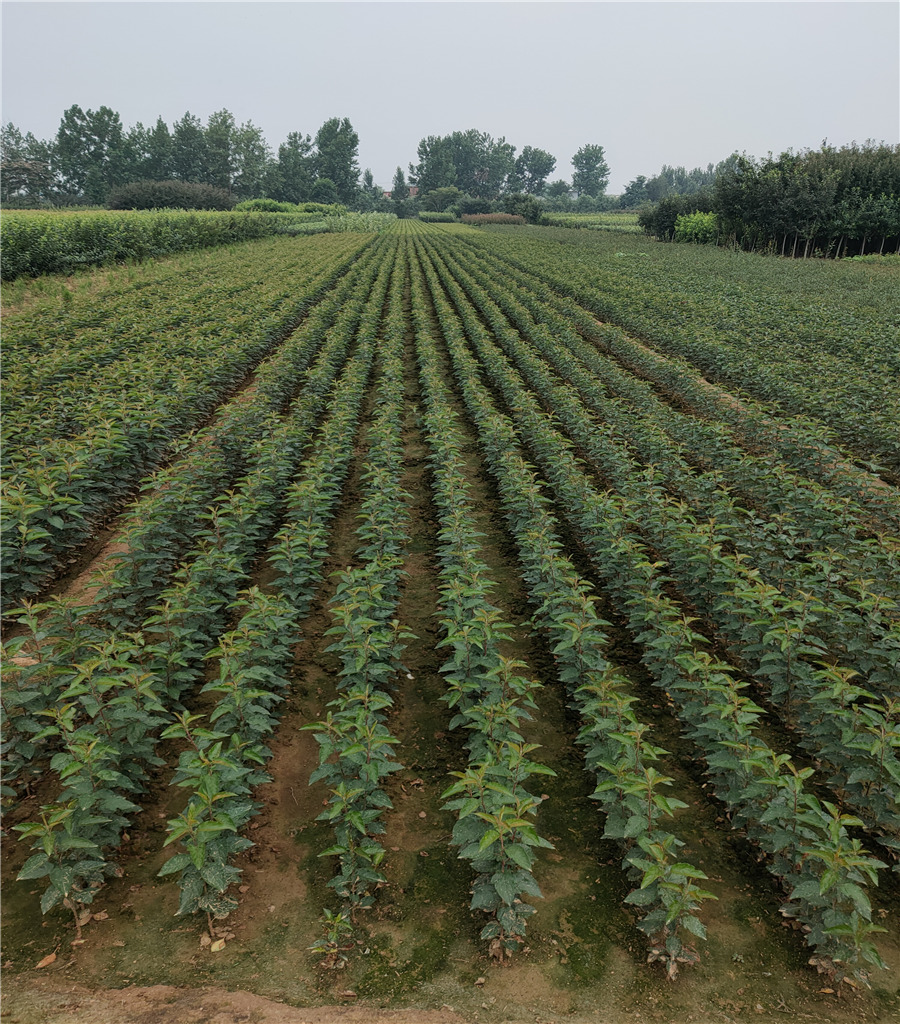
[419,211,457,223]
[107,180,236,211]
[502,193,544,224]
[234,198,298,212]
[674,211,719,244]
[461,213,526,226]
[454,196,493,217]
[638,189,714,240]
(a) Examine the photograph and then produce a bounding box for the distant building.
[383,186,419,199]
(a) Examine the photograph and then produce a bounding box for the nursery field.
[2,222,899,1024]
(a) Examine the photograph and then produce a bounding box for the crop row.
[453,227,900,473]
[304,244,411,960]
[6,243,397,930]
[412,227,889,985]
[409,238,713,975]
[427,233,900,861]
[1,233,374,608]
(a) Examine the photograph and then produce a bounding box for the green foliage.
[0,208,327,280]
[314,118,360,205]
[462,213,526,226]
[714,142,900,257]
[324,212,398,233]
[501,193,543,224]
[638,190,715,240]
[420,185,463,212]
[571,144,610,198]
[107,180,235,210]
[418,211,456,223]
[674,211,718,244]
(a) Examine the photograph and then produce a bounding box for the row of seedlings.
[449,228,900,487]
[446,228,900,531]
[158,247,396,935]
[0,238,391,811]
[94,235,391,632]
[3,233,361,428]
[304,249,412,960]
[1,234,370,608]
[431,239,900,863]
[404,243,556,960]
[409,240,715,977]
[417,232,889,988]
[444,233,900,617]
[9,244,396,934]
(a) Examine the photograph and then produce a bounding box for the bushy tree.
[311,176,339,205]
[54,105,129,203]
[512,146,556,195]
[171,111,209,183]
[275,131,315,203]
[410,129,516,200]
[420,185,463,212]
[620,175,649,208]
[571,144,610,198]
[314,117,360,204]
[502,192,544,223]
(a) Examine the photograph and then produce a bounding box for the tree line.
[0,107,614,212]
[0,106,611,214]
[1,107,363,207]
[638,142,900,258]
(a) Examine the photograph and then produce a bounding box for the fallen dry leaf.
[210,939,226,952]
[200,933,211,948]
[35,953,57,969]
[91,910,108,921]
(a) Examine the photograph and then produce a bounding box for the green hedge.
[0,209,320,280]
[107,180,236,210]
[674,211,719,244]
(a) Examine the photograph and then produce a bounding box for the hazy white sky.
[2,1,897,191]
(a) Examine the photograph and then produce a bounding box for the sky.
[2,1,898,193]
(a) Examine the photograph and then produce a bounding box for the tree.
[391,166,409,216]
[171,111,209,183]
[571,144,610,198]
[145,117,173,181]
[205,109,236,191]
[620,175,649,208]
[410,129,516,200]
[355,167,383,211]
[513,146,556,195]
[545,179,572,200]
[232,120,270,199]
[409,136,457,194]
[314,117,359,204]
[1,123,56,202]
[420,185,463,212]
[276,131,315,203]
[54,104,128,202]
[311,176,339,205]
[502,193,543,223]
